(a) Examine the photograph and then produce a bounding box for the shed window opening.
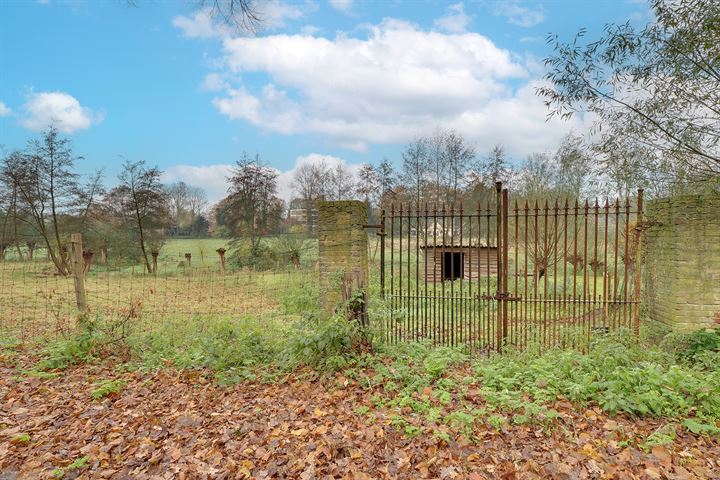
[442,252,464,281]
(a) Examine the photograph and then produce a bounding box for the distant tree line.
[0,127,211,274]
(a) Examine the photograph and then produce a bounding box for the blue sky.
[0,0,651,201]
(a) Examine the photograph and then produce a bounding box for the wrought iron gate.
[378,183,644,353]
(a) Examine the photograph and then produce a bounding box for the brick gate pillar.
[317,201,368,319]
[643,193,720,331]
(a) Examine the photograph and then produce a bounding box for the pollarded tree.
[105,160,170,274]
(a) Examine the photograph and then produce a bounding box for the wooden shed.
[420,244,498,282]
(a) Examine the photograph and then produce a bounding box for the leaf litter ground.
[1,359,719,479]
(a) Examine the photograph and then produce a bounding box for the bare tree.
[128,0,263,33]
[292,161,331,232]
[225,152,283,251]
[401,137,430,207]
[196,0,262,33]
[165,181,208,234]
[377,157,397,210]
[355,163,380,209]
[105,160,169,274]
[443,129,475,205]
[328,163,355,201]
[426,129,447,205]
[0,128,102,275]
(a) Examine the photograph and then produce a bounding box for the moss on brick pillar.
[643,192,720,331]
[317,201,368,318]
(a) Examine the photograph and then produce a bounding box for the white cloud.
[201,72,230,92]
[194,18,580,155]
[20,91,103,133]
[434,3,471,33]
[301,25,321,36]
[172,8,229,39]
[493,1,545,27]
[162,164,234,202]
[174,2,305,37]
[162,153,361,203]
[329,0,353,14]
[0,101,12,117]
[259,0,304,29]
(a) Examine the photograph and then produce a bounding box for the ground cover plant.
[2,295,719,478]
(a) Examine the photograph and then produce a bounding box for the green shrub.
[473,331,720,422]
[229,240,277,270]
[283,315,366,370]
[35,323,104,371]
[423,347,468,378]
[662,328,720,366]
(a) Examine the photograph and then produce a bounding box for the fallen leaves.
[1,360,719,479]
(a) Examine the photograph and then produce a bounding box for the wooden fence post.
[216,248,226,273]
[70,233,88,316]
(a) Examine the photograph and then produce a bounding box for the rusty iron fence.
[378,183,644,353]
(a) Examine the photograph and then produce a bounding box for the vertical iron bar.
[423,203,429,340]
[502,189,509,348]
[380,209,386,299]
[450,204,455,346]
[583,200,590,345]
[633,189,644,337]
[486,201,492,354]
[623,196,631,329]
[433,204,438,345]
[495,182,503,352]
[390,205,395,344]
[441,204,447,345]
[572,199,579,347]
[459,205,465,347]
[476,203,482,352]
[613,198,620,331]
[592,200,599,331]
[552,200,559,350]
[514,199,519,349]
[533,201,539,350]
[562,199,569,346]
[415,203,420,341]
[603,200,609,330]
[399,204,403,343]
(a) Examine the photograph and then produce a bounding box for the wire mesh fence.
[0,260,318,343]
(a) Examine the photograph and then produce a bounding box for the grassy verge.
[19,304,720,445]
